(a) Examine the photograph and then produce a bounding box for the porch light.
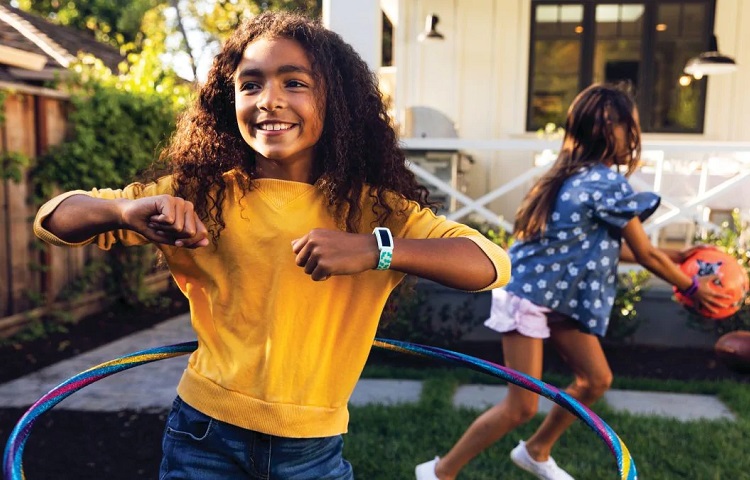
[684,35,737,77]
[418,14,444,42]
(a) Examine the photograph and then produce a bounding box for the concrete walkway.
[0,315,736,422]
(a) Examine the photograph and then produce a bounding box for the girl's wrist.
[678,275,699,297]
[113,198,133,228]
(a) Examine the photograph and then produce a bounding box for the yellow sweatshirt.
[34,173,510,437]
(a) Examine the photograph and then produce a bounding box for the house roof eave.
[0,44,47,71]
[0,5,74,68]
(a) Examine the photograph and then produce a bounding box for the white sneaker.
[415,456,440,480]
[510,441,575,480]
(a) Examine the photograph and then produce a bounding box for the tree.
[194,0,320,36]
[18,0,322,82]
[184,0,321,81]
[16,0,160,46]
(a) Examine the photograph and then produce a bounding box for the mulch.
[0,287,190,385]
[0,291,747,479]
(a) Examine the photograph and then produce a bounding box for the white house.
[324,0,750,247]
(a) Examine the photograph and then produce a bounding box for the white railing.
[402,138,750,243]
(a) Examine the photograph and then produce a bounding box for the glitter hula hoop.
[3,339,637,480]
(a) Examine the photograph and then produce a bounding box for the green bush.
[32,82,178,198]
[608,269,651,341]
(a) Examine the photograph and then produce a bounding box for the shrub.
[608,269,651,341]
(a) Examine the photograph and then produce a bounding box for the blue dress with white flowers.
[504,163,661,336]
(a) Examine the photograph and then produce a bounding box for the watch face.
[377,229,392,248]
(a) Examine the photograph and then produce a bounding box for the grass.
[347,366,750,479]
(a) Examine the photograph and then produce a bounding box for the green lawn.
[345,367,750,479]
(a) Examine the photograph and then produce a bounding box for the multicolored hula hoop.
[3,338,637,480]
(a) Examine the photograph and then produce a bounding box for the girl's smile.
[255,121,296,133]
[234,37,325,183]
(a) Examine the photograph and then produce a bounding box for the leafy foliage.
[193,0,321,37]
[0,151,30,183]
[32,57,187,200]
[608,269,652,341]
[18,0,321,44]
[16,0,160,46]
[18,0,322,82]
[481,225,515,250]
[25,53,190,311]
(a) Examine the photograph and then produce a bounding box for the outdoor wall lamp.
[418,14,444,42]
[684,34,737,78]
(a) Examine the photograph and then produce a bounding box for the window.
[527,0,714,133]
[382,11,393,67]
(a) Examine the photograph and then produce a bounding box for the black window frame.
[527,0,716,133]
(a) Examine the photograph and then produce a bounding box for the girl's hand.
[691,274,734,315]
[119,195,209,248]
[291,229,379,281]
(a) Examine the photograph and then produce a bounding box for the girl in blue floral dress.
[416,84,729,480]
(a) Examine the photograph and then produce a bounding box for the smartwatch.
[372,227,393,270]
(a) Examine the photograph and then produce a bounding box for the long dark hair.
[514,83,641,240]
[153,11,433,241]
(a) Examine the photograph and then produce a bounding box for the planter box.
[0,271,172,339]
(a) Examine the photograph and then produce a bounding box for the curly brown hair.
[154,11,433,241]
[514,83,641,241]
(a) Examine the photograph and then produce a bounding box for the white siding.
[391,0,750,222]
[394,0,535,221]
[707,0,750,141]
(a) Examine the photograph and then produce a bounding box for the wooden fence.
[0,85,169,337]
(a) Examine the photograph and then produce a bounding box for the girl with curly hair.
[34,11,511,479]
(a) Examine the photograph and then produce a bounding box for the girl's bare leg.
[434,332,544,480]
[523,321,613,461]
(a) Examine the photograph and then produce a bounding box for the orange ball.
[674,249,749,320]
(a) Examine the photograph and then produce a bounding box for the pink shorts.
[484,289,553,339]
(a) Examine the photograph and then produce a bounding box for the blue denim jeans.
[159,397,354,479]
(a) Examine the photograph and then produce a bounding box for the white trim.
[0,45,46,71]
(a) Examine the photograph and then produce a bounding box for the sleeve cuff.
[33,190,96,247]
[464,234,512,292]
